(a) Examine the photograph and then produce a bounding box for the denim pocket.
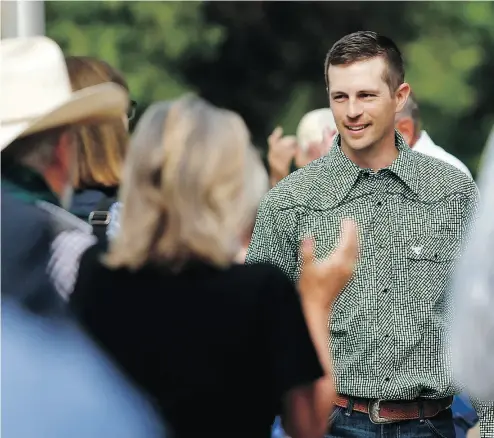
[423,417,456,438]
[327,406,344,425]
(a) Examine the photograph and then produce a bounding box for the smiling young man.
[246,31,494,437]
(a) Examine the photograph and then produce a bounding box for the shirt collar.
[388,131,420,195]
[1,163,60,206]
[326,130,419,206]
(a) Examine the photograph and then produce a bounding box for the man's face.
[57,131,77,210]
[328,57,408,154]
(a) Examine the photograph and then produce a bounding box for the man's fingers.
[301,237,315,267]
[336,219,359,262]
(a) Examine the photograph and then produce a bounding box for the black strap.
[88,196,116,248]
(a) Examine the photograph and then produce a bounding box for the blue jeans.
[326,406,456,438]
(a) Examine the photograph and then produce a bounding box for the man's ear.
[395,117,415,146]
[395,82,411,113]
[52,130,76,182]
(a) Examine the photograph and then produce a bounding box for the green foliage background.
[46,1,494,177]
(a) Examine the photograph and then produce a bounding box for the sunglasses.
[128,100,137,121]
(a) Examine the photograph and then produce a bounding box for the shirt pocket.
[406,234,461,305]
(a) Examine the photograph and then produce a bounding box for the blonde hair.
[65,56,129,189]
[106,96,268,271]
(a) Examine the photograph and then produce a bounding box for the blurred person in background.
[267,108,337,186]
[1,36,166,438]
[69,96,359,438]
[2,299,167,438]
[247,31,492,437]
[1,190,63,316]
[104,99,172,243]
[103,95,262,267]
[296,108,338,163]
[0,36,127,304]
[451,126,494,433]
[65,56,134,247]
[395,91,472,177]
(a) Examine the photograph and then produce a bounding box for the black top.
[70,246,324,438]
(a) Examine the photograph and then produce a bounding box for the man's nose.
[346,99,363,119]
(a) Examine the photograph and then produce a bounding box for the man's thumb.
[301,237,315,266]
[336,219,359,260]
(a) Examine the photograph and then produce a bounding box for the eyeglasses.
[128,100,137,121]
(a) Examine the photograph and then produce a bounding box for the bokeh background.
[45,1,494,177]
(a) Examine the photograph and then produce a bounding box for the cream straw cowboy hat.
[0,36,128,151]
[296,108,337,152]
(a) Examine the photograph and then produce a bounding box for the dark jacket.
[1,187,64,316]
[70,186,118,222]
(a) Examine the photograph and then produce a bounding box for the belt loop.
[344,398,354,417]
[419,401,425,423]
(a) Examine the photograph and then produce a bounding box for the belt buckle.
[368,400,395,424]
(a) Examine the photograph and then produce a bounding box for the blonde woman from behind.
[69,96,358,438]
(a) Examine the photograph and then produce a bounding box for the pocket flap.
[407,235,461,261]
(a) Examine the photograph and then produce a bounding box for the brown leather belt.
[334,394,453,424]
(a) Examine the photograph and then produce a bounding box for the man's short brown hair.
[324,31,405,93]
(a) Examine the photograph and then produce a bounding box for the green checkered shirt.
[246,132,494,435]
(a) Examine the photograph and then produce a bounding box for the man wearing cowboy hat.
[1,36,129,307]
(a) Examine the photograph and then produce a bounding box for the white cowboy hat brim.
[0,82,128,152]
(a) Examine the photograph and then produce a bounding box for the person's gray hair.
[296,108,337,151]
[396,91,421,137]
[1,127,69,173]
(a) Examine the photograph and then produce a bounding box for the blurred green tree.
[46,1,225,122]
[46,1,494,176]
[180,2,494,174]
[402,1,494,172]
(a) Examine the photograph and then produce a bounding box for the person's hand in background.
[267,126,298,187]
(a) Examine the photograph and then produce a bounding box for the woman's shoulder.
[230,261,287,276]
[228,262,294,294]
[76,256,295,296]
